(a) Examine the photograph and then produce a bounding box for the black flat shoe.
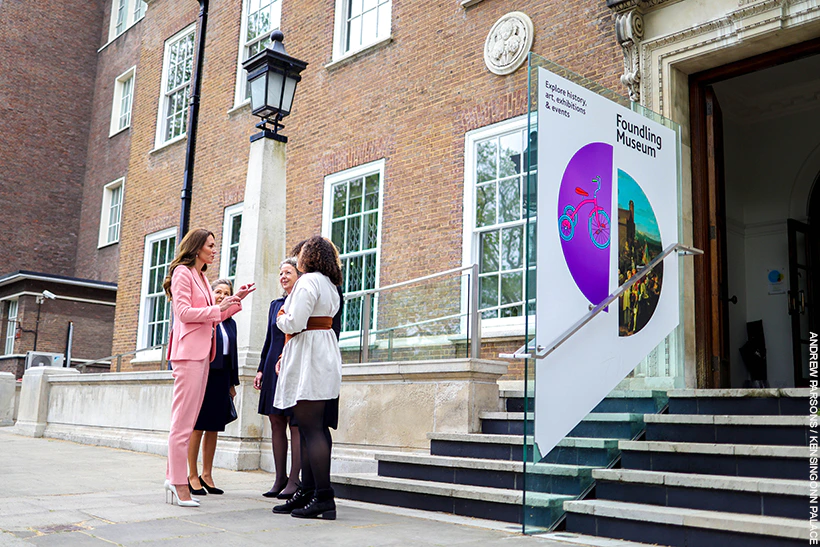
[272,487,314,514]
[188,479,207,496]
[277,482,301,499]
[199,476,223,495]
[262,484,285,498]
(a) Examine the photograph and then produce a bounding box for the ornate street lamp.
[242,30,308,142]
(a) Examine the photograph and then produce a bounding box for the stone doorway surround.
[607,0,820,388]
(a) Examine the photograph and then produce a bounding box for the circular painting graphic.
[617,169,663,337]
[557,142,613,307]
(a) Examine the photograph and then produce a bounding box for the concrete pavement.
[0,428,648,547]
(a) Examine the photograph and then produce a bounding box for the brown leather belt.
[278,309,333,343]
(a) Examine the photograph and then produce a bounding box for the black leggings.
[293,399,333,491]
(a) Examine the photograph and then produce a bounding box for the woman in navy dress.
[254,258,302,498]
[187,278,240,496]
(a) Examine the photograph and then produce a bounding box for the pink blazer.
[167,265,241,362]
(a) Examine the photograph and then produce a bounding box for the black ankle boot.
[291,488,336,520]
[272,487,314,514]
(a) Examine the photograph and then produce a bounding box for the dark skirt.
[194,366,232,432]
[258,384,296,424]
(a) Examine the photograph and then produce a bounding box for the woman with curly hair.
[272,236,342,520]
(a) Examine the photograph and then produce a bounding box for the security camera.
[41,290,57,300]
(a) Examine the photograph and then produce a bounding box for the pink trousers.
[166,358,210,484]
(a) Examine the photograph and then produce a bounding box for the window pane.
[501,226,523,270]
[348,16,362,51]
[500,271,522,305]
[498,178,521,224]
[377,1,391,39]
[333,184,347,218]
[349,177,363,215]
[476,140,497,183]
[346,215,361,252]
[480,275,498,310]
[480,230,499,273]
[348,255,363,292]
[499,132,522,177]
[476,183,496,228]
[362,8,377,45]
[349,0,362,17]
[332,220,346,254]
[364,174,379,210]
[364,212,378,250]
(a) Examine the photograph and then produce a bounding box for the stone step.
[332,472,572,524]
[668,388,808,416]
[428,432,621,466]
[375,452,596,495]
[592,468,805,519]
[480,411,646,439]
[564,499,808,546]
[644,414,809,446]
[619,440,808,480]
[501,390,667,415]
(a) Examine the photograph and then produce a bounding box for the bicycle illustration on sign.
[558,176,611,249]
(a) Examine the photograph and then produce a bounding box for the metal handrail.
[76,344,168,373]
[344,264,481,362]
[500,243,702,360]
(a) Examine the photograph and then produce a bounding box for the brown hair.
[298,236,342,286]
[211,278,233,295]
[162,228,215,300]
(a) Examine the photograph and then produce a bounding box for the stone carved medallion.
[484,12,534,76]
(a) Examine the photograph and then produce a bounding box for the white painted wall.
[720,100,820,387]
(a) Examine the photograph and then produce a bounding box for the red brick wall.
[0,1,104,277]
[111,0,624,380]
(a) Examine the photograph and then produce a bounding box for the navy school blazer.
[211,317,240,387]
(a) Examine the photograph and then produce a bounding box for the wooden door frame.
[688,38,820,388]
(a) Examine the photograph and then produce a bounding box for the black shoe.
[272,487,314,514]
[291,488,336,520]
[188,479,207,496]
[262,483,284,498]
[277,481,301,499]
[199,476,223,495]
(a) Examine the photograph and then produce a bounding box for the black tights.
[293,400,333,492]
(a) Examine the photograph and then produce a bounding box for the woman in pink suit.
[161,228,255,506]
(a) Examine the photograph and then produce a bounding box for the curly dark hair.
[298,236,342,286]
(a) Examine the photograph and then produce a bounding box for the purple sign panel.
[557,142,613,306]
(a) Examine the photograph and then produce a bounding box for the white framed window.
[220,203,243,282]
[234,0,282,106]
[156,25,196,147]
[108,0,147,41]
[110,67,136,136]
[98,179,124,247]
[332,0,392,61]
[4,300,18,355]
[137,228,176,350]
[463,116,535,330]
[322,159,384,332]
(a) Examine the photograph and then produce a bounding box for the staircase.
[332,388,667,528]
[563,388,810,546]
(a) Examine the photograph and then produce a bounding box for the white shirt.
[273,272,342,409]
[218,323,229,355]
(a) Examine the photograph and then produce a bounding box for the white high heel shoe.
[164,480,200,507]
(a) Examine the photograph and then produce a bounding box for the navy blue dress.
[257,298,290,416]
[194,318,239,432]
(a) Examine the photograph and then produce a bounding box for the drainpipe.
[178,0,209,241]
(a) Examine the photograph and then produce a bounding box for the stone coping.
[562,499,808,539]
[341,358,508,381]
[669,388,809,398]
[375,452,593,476]
[333,473,570,506]
[591,468,809,495]
[497,389,665,399]
[48,370,172,384]
[619,440,809,458]
[644,414,808,425]
[427,432,620,449]
[479,412,644,422]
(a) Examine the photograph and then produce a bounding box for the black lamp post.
[242,30,308,143]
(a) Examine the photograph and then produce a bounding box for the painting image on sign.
[617,169,663,336]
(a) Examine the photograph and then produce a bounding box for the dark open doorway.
[689,38,820,388]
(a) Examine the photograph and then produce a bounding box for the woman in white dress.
[272,236,342,520]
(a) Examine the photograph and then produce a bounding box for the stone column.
[14,366,79,437]
[217,136,288,470]
[0,371,16,426]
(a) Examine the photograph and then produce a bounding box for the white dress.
[273,272,342,409]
